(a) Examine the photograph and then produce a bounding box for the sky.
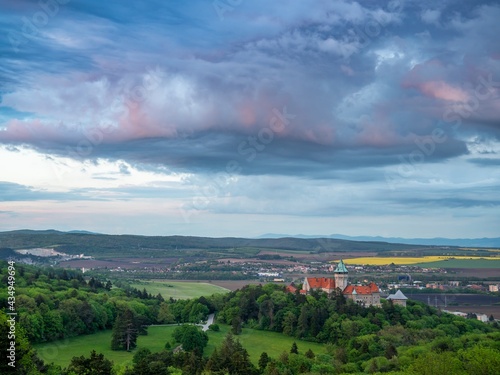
[0,0,499,238]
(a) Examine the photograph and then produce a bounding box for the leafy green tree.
[409,351,465,375]
[65,350,114,375]
[105,280,112,291]
[231,316,242,335]
[459,346,500,375]
[188,302,209,323]
[59,298,86,337]
[133,347,152,366]
[311,363,335,375]
[384,343,397,359]
[129,349,174,375]
[290,342,298,354]
[157,303,175,324]
[208,323,220,331]
[172,324,208,354]
[43,310,64,341]
[282,311,297,336]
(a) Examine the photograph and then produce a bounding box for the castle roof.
[387,290,408,300]
[334,259,348,273]
[343,282,380,295]
[286,285,297,293]
[305,277,336,290]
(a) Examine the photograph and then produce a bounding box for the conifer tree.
[111,309,138,351]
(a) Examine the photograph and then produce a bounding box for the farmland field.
[339,256,500,267]
[35,325,327,369]
[129,280,229,299]
[413,259,500,268]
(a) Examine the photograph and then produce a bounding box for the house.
[343,282,381,307]
[386,290,408,307]
[477,314,489,323]
[286,284,306,294]
[303,277,336,294]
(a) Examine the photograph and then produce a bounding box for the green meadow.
[35,324,327,369]
[203,324,327,361]
[129,280,229,299]
[34,326,174,369]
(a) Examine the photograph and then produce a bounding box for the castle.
[297,259,381,307]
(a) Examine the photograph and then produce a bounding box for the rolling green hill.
[0,230,437,259]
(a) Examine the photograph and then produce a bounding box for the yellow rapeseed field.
[336,256,500,266]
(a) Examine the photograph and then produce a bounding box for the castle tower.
[334,259,349,291]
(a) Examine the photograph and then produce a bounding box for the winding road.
[200,313,215,331]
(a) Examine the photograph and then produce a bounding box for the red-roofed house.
[286,284,307,295]
[343,282,381,307]
[286,285,297,293]
[303,277,337,294]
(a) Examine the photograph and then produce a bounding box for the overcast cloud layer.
[0,0,499,238]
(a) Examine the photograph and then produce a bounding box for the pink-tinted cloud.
[416,81,469,102]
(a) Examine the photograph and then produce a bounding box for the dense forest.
[1,261,499,374]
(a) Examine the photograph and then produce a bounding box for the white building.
[477,314,489,323]
[488,284,499,292]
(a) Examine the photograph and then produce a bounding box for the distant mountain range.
[1,230,498,255]
[258,234,500,248]
[0,229,440,257]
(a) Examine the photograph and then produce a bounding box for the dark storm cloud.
[0,0,499,178]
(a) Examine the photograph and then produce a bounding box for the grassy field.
[204,324,326,362]
[35,325,327,369]
[34,326,176,369]
[339,256,500,266]
[130,280,229,299]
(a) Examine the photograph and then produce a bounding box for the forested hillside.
[1,261,499,374]
[0,230,433,258]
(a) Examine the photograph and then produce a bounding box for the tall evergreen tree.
[231,316,242,335]
[207,334,257,375]
[111,309,138,351]
[258,352,270,372]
